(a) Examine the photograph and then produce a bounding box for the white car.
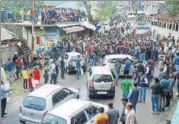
[87,66,115,99]
[60,52,87,74]
[19,84,79,124]
[102,54,146,77]
[41,99,109,124]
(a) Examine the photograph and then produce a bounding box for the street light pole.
[32,0,35,49]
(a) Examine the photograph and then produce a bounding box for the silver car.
[19,84,79,124]
[102,54,146,77]
[87,66,115,99]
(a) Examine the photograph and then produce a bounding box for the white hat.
[15,52,18,54]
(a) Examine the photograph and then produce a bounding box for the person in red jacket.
[28,73,34,92]
[32,67,40,89]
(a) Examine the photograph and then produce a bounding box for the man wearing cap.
[107,103,120,124]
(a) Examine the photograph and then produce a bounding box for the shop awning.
[62,26,85,34]
[80,21,96,31]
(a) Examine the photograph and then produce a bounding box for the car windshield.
[92,74,113,82]
[23,96,46,111]
[42,114,67,124]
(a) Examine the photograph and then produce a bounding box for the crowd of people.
[1,15,179,123]
[28,6,86,24]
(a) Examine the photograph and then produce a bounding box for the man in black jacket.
[150,78,163,114]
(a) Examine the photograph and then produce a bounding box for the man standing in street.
[60,56,65,79]
[49,60,57,84]
[1,81,8,118]
[150,78,162,114]
[125,103,137,124]
[124,57,131,78]
[121,79,132,98]
[139,72,148,103]
[127,83,139,111]
[120,98,128,124]
[107,103,120,124]
[76,55,81,79]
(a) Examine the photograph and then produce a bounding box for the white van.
[19,84,79,124]
[41,99,108,124]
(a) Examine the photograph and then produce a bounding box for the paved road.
[1,70,177,124]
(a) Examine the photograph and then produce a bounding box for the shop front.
[34,27,60,54]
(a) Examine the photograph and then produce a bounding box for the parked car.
[87,66,115,99]
[60,52,87,74]
[41,99,108,124]
[102,54,147,77]
[19,84,79,124]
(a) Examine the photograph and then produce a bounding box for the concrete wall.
[1,43,18,65]
[152,25,179,39]
[3,25,23,39]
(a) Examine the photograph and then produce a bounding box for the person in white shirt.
[125,103,137,124]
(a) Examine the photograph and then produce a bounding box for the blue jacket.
[61,60,65,71]
[173,56,179,65]
[124,60,131,71]
[6,62,14,72]
[43,73,49,81]
[76,59,81,69]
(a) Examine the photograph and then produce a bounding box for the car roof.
[28,84,63,98]
[91,66,112,75]
[105,54,134,60]
[65,52,81,56]
[48,99,90,117]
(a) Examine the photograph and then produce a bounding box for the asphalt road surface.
[1,69,176,124]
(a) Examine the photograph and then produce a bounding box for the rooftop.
[28,84,63,98]
[48,99,90,117]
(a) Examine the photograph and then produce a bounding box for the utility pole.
[0,0,2,120]
[32,0,35,50]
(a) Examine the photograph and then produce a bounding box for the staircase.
[18,41,31,56]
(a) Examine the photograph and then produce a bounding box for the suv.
[87,66,115,99]
[19,84,79,124]
[41,99,108,124]
[60,52,86,74]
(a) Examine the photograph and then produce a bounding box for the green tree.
[95,6,113,22]
[165,0,179,17]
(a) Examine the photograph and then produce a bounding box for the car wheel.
[89,94,94,99]
[66,68,70,74]
[76,95,80,99]
[110,94,115,99]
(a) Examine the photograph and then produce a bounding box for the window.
[42,114,67,124]
[85,106,98,119]
[23,96,46,111]
[92,74,113,82]
[71,111,87,124]
[52,89,72,106]
[169,23,172,29]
